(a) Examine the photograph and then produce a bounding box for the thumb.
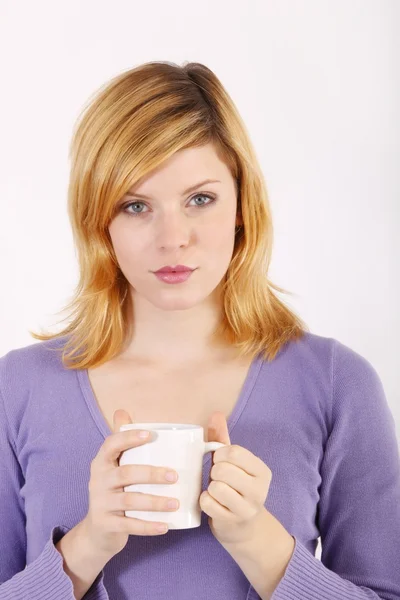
[206,411,231,491]
[113,409,134,434]
[207,411,231,446]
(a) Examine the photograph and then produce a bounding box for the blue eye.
[121,193,217,218]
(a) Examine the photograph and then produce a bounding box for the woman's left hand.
[199,411,273,546]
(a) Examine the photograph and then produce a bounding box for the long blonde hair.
[30,61,309,369]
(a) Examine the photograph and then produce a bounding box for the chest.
[87,357,254,439]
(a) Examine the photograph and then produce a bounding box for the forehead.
[126,143,232,197]
[125,179,222,200]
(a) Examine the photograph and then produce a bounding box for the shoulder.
[292,332,388,429]
[279,330,377,379]
[0,337,70,436]
[293,332,385,400]
[272,330,335,377]
[0,336,68,383]
[285,330,334,358]
[266,331,384,424]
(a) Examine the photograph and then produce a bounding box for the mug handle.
[203,441,227,453]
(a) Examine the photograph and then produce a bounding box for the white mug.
[119,423,227,529]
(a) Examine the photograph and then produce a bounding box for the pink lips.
[155,265,194,273]
[154,270,195,284]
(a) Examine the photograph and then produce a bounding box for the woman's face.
[108,142,241,311]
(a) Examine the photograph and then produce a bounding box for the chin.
[150,295,205,311]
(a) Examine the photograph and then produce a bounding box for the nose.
[155,213,191,250]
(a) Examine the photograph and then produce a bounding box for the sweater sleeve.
[0,384,109,599]
[262,339,400,600]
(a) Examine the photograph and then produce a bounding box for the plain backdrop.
[0,1,399,558]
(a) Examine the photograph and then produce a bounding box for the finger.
[200,489,233,520]
[113,409,134,434]
[207,411,231,446]
[210,461,253,498]
[207,481,253,519]
[107,491,179,513]
[113,409,135,468]
[97,428,150,467]
[108,514,169,536]
[210,461,267,505]
[105,463,179,490]
[213,445,267,478]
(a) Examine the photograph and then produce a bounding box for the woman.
[0,61,399,600]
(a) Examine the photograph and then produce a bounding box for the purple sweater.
[0,331,399,600]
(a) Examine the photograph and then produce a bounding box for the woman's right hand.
[82,409,180,558]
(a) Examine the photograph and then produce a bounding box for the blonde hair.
[30,60,309,369]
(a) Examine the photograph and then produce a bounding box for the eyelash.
[120,193,217,218]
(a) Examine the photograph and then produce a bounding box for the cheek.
[206,215,235,241]
[108,222,143,268]
[208,221,236,256]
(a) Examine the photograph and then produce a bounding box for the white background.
[1,0,399,556]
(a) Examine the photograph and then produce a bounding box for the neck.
[120,286,231,364]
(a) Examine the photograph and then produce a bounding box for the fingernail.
[139,430,150,438]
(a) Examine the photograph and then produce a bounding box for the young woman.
[1,61,399,600]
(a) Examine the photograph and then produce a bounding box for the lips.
[155,266,194,273]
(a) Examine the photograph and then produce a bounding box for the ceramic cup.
[119,423,227,529]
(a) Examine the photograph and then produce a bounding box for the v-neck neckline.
[76,351,264,469]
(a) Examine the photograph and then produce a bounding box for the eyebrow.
[124,179,222,200]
